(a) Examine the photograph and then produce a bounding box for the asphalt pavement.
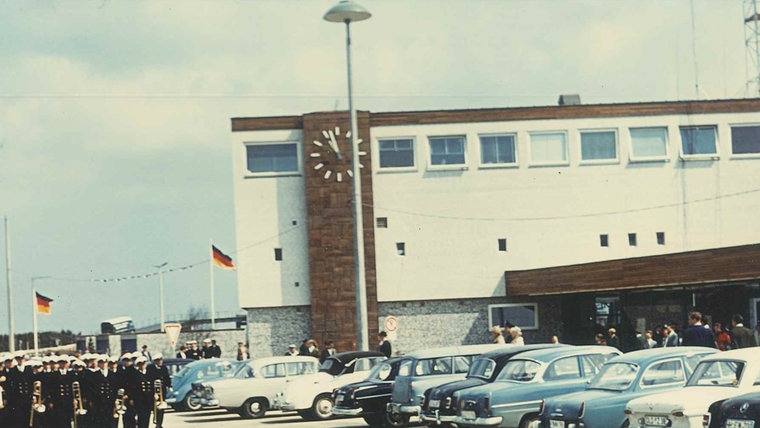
[162,408,377,428]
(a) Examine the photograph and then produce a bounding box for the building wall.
[245,305,310,358]
[81,329,246,359]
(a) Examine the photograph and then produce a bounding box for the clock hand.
[328,130,342,160]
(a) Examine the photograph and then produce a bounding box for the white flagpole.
[4,216,15,353]
[32,288,39,357]
[210,239,215,330]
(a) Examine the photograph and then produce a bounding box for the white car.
[273,351,386,420]
[625,347,760,428]
[199,355,320,419]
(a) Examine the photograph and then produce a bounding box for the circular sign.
[384,316,399,332]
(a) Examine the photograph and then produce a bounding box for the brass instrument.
[113,388,127,421]
[29,380,45,427]
[72,381,87,428]
[153,379,169,424]
[0,384,5,410]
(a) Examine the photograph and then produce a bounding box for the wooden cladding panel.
[507,244,760,296]
[303,112,378,352]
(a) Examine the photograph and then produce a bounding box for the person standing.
[210,340,222,358]
[681,312,715,348]
[126,356,153,428]
[236,343,249,361]
[714,323,732,351]
[377,332,392,358]
[644,330,657,349]
[147,354,171,428]
[201,339,213,359]
[663,323,679,347]
[509,326,525,345]
[175,346,188,359]
[284,345,299,356]
[490,326,505,344]
[140,345,152,362]
[319,341,336,363]
[607,328,621,350]
[730,314,757,348]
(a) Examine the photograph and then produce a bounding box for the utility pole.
[4,217,15,352]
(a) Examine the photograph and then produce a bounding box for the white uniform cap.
[108,356,119,363]
[0,353,9,361]
[135,356,148,365]
[130,352,142,359]
[203,338,211,343]
[120,353,132,361]
[82,353,93,360]
[28,359,42,367]
[14,351,28,359]
[73,360,85,367]
[153,353,163,360]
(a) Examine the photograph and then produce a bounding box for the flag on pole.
[211,245,235,270]
[35,292,53,314]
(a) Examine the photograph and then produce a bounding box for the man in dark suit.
[681,311,716,348]
[731,314,758,348]
[377,332,392,358]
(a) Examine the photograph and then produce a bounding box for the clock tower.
[302,111,378,352]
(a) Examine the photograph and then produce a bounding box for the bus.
[100,316,135,334]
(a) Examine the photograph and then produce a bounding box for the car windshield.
[207,361,240,379]
[588,363,638,391]
[467,358,496,380]
[320,358,346,376]
[495,359,541,382]
[687,360,745,387]
[367,362,394,381]
[235,363,256,379]
[176,365,192,378]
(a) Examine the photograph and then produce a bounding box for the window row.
[600,232,666,247]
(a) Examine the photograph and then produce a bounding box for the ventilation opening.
[600,234,609,247]
[498,238,507,252]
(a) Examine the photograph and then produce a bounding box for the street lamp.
[153,262,168,332]
[324,0,372,351]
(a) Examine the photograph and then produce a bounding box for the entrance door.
[561,294,595,345]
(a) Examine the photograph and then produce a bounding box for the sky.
[0,0,751,336]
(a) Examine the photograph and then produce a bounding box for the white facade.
[232,105,760,309]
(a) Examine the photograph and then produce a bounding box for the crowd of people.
[281,332,393,362]
[0,350,172,428]
[173,338,222,360]
[489,325,526,345]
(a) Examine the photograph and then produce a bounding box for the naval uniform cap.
[120,353,131,361]
[108,356,119,363]
[73,360,85,367]
[153,353,163,360]
[135,356,148,365]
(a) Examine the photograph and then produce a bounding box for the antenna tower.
[744,0,760,96]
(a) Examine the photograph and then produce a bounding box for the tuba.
[113,388,127,421]
[72,381,87,428]
[153,379,169,424]
[29,380,45,427]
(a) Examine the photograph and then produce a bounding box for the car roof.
[402,344,505,360]
[701,347,760,362]
[182,358,239,370]
[478,344,568,360]
[511,345,618,362]
[610,346,718,365]
[329,351,385,364]
[249,355,319,366]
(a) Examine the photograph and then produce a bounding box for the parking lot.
[163,409,378,428]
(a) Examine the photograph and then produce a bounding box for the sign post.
[384,316,399,341]
[164,323,182,349]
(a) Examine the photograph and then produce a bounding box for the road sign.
[384,316,398,332]
[164,323,182,347]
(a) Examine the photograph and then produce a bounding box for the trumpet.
[72,381,87,428]
[29,380,45,427]
[113,388,127,421]
[153,379,169,424]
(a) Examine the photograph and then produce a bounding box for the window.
[377,217,388,228]
[274,248,282,261]
[246,142,298,174]
[498,238,507,252]
[580,130,617,162]
[429,136,466,166]
[488,303,538,330]
[680,126,717,157]
[454,356,472,374]
[480,134,516,165]
[641,360,684,387]
[379,138,415,168]
[630,127,668,160]
[581,354,607,377]
[261,363,286,378]
[415,357,453,376]
[731,125,760,155]
[396,242,406,256]
[628,233,637,246]
[529,132,568,165]
[600,234,609,247]
[545,357,581,380]
[656,232,665,245]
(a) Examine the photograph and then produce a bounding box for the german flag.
[212,245,235,270]
[36,292,53,315]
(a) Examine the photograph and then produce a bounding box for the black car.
[705,391,760,428]
[421,344,563,426]
[332,357,405,426]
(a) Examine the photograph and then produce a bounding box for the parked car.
[387,344,505,427]
[196,355,320,419]
[453,345,620,428]
[537,346,718,428]
[704,390,760,428]
[625,347,760,428]
[165,358,242,411]
[333,357,405,426]
[274,351,386,420]
[422,344,565,426]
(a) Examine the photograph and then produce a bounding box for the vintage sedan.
[422,344,564,426]
[165,358,242,411]
[197,355,320,419]
[538,347,718,428]
[704,390,760,428]
[274,351,386,420]
[387,344,505,426]
[453,345,620,428]
[332,357,405,426]
[625,347,760,428]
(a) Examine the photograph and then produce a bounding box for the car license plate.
[727,420,755,428]
[428,399,440,409]
[335,394,344,404]
[461,410,477,420]
[644,415,670,426]
[550,420,565,428]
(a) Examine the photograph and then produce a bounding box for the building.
[231,98,760,355]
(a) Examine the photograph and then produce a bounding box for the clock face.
[311,126,366,182]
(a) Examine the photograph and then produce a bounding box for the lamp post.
[324,0,372,352]
[31,276,50,356]
[153,262,168,332]
[4,216,14,352]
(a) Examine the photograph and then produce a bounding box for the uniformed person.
[28,359,46,428]
[9,353,32,428]
[50,355,75,428]
[119,353,138,428]
[88,355,115,427]
[0,353,10,427]
[108,356,122,428]
[147,354,171,428]
[126,356,153,428]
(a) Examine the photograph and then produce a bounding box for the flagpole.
[210,239,215,330]
[4,217,14,353]
[32,288,38,357]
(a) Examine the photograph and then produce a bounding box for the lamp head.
[324,0,371,23]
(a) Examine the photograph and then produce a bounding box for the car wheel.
[621,420,630,428]
[363,413,384,426]
[239,398,267,419]
[308,393,334,420]
[182,393,202,412]
[384,410,409,428]
[519,413,540,428]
